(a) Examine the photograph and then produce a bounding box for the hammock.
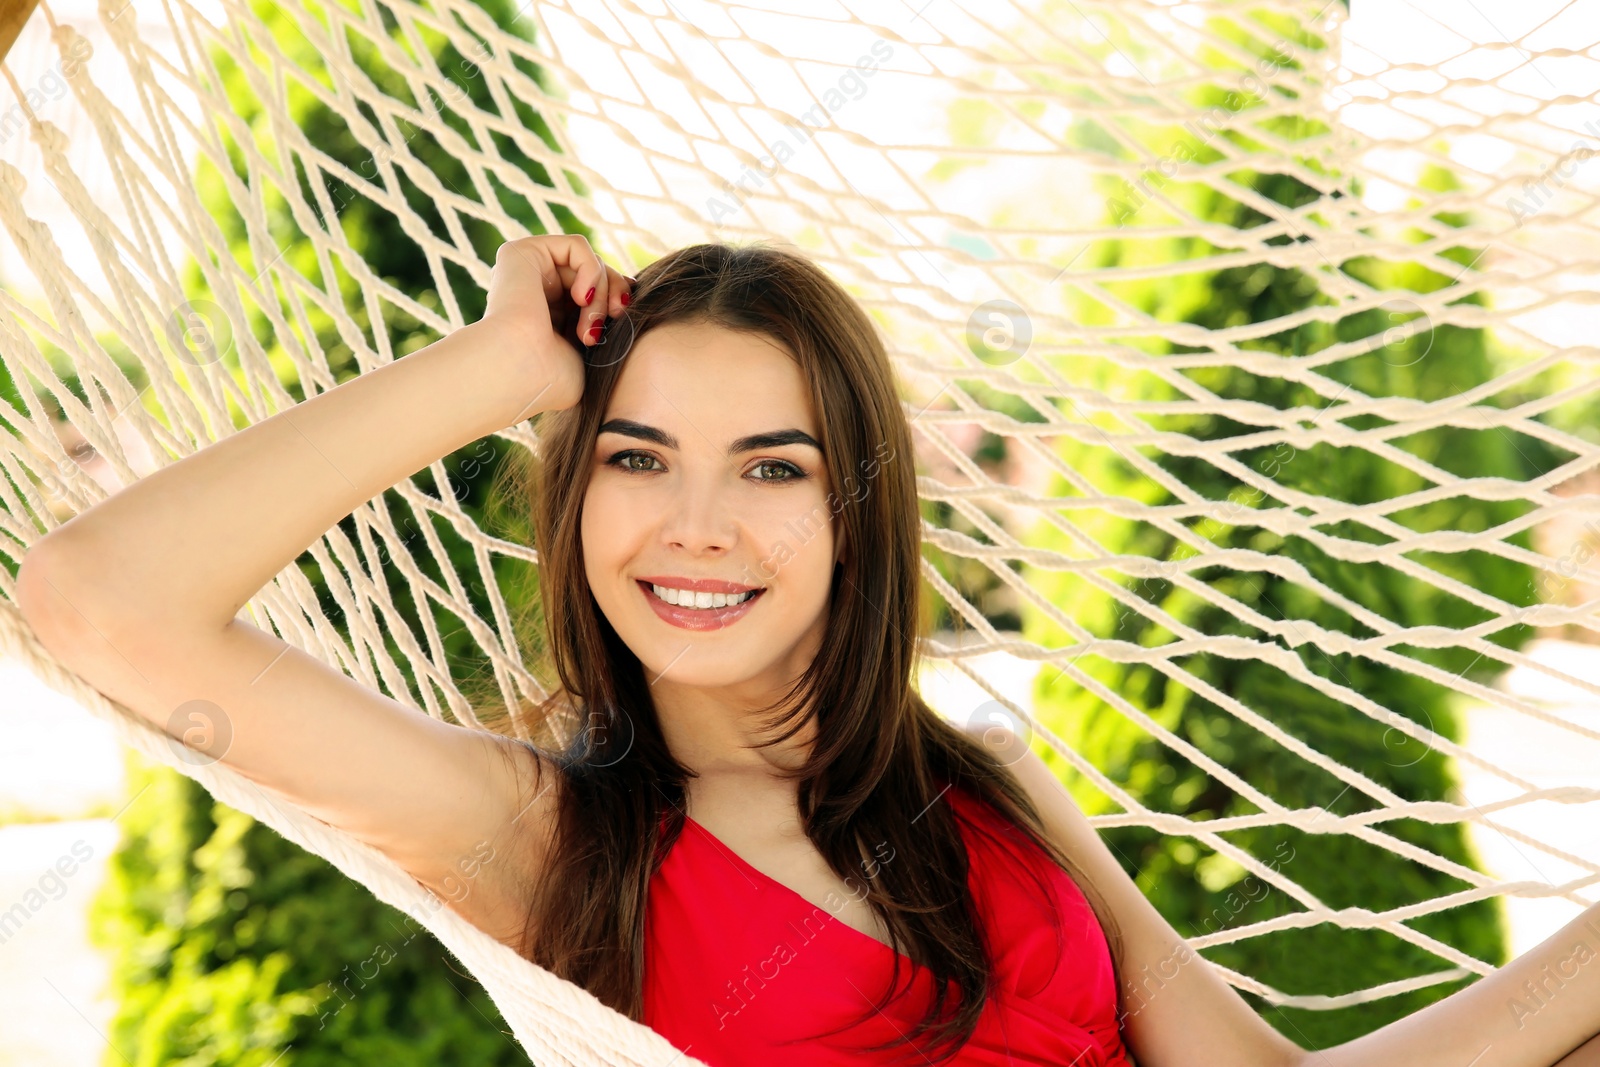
[1,0,1598,1062]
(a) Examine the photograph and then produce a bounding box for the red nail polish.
[584,286,596,305]
[620,292,631,307]
[589,321,603,342]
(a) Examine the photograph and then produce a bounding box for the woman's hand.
[481,234,634,414]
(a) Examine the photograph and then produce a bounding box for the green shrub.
[90,751,525,1065]
[1013,19,1558,1049]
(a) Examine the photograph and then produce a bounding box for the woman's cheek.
[579,485,632,580]
[760,496,837,580]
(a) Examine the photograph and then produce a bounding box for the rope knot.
[33,122,71,157]
[0,160,24,197]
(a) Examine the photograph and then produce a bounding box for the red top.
[643,780,1134,1066]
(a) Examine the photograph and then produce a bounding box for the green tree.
[1016,14,1557,1050]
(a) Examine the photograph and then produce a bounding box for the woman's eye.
[608,450,663,474]
[751,460,804,483]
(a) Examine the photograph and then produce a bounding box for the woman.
[17,235,1600,1067]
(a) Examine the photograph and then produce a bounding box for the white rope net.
[2,0,1599,1060]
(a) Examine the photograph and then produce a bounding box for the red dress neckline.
[644,782,1134,1066]
[678,812,915,963]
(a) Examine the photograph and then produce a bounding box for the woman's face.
[581,320,841,696]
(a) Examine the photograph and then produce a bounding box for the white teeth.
[649,583,758,609]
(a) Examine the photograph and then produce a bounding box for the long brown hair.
[478,240,1122,1064]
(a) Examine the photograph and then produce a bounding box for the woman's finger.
[547,235,610,347]
[603,265,634,318]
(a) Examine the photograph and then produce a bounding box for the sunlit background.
[2,0,1597,1062]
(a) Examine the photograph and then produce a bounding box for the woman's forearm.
[27,319,550,635]
[1304,900,1600,1067]
[1553,1029,1600,1066]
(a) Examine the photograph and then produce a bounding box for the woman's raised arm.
[22,235,608,633]
[15,235,623,943]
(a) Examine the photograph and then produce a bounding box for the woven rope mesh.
[2,0,1599,1059]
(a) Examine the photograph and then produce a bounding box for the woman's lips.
[638,580,764,631]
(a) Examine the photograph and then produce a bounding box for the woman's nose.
[658,473,739,552]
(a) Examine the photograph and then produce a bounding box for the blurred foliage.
[1011,17,1562,1052]
[90,0,574,1061]
[90,752,521,1066]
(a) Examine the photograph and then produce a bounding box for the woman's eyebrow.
[597,418,822,455]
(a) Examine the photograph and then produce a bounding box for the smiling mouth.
[636,580,766,629]
[636,580,765,609]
